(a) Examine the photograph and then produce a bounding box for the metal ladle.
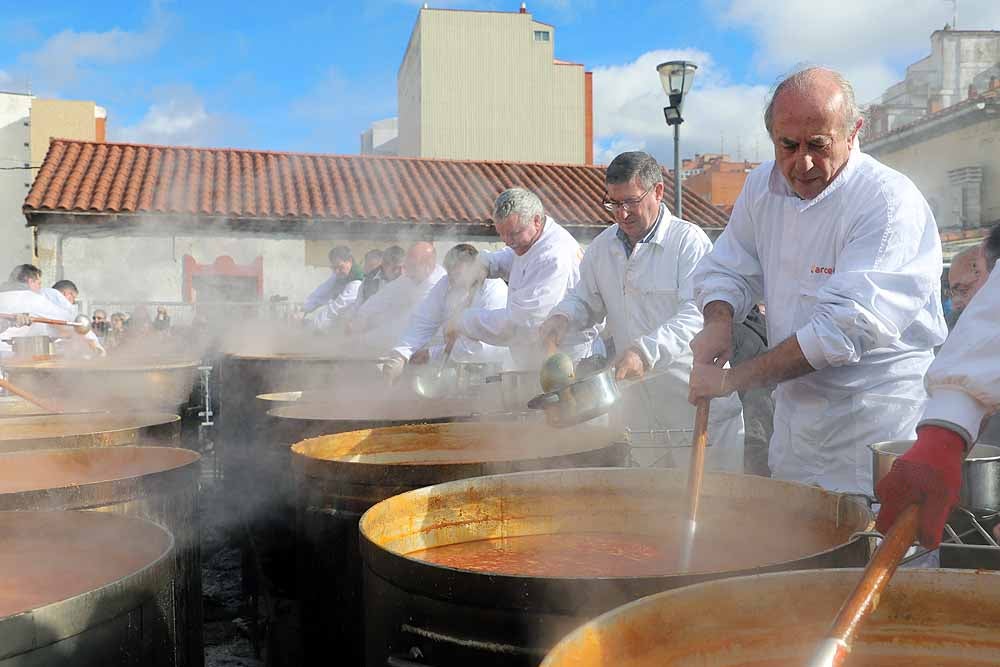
[411,339,458,399]
[0,313,92,335]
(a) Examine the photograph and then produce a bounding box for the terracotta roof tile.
[24,139,729,231]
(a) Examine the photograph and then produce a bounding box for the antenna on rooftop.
[945,0,958,29]
[720,132,725,156]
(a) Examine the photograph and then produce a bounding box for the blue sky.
[1,0,997,165]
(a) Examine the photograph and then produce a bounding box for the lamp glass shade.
[657,61,698,97]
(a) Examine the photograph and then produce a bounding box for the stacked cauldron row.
[0,356,204,667]
[214,349,1000,667]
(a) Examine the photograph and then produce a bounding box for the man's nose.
[797,152,814,173]
[613,206,630,223]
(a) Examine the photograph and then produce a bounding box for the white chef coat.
[392,276,511,366]
[694,152,948,494]
[310,280,362,330]
[552,203,745,472]
[353,265,447,355]
[41,288,104,358]
[459,216,597,370]
[0,288,74,358]
[921,265,1000,443]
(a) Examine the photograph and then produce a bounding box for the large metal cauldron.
[541,568,1000,666]
[0,446,203,667]
[3,356,199,410]
[0,510,179,666]
[359,468,872,667]
[238,393,487,598]
[218,352,378,480]
[295,422,628,666]
[0,412,180,453]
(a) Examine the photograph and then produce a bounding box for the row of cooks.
[0,265,105,358]
[307,66,999,554]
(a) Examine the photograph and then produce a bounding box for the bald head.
[949,246,987,312]
[766,67,863,200]
[405,242,437,284]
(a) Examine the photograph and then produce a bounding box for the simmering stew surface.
[0,512,170,617]
[406,502,851,577]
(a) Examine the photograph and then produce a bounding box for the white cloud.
[593,49,772,167]
[18,9,167,94]
[114,87,230,147]
[722,0,1000,103]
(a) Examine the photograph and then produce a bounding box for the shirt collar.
[616,203,667,256]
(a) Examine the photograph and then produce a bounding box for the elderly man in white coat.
[382,244,509,379]
[540,151,745,471]
[0,265,75,357]
[350,242,446,356]
[451,188,598,371]
[689,67,947,496]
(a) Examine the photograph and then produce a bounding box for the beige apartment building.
[0,93,106,272]
[397,5,593,164]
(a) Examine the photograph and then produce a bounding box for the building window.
[534,30,550,42]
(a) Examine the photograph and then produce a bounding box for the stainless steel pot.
[10,335,53,358]
[528,368,618,427]
[871,439,1000,512]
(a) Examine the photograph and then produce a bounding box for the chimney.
[520,3,527,13]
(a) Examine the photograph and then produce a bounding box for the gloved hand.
[875,425,966,548]
[379,354,407,384]
[15,313,31,327]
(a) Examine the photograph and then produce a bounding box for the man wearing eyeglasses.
[540,151,745,471]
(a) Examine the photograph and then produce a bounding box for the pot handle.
[527,392,561,410]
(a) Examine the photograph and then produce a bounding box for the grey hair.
[606,151,663,190]
[764,66,862,137]
[492,187,544,227]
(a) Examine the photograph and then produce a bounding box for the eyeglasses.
[602,184,654,213]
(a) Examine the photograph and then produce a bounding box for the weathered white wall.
[35,232,508,307]
[0,92,34,273]
[870,116,1000,229]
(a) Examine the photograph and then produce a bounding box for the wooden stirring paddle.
[806,504,920,667]
[678,398,710,571]
[0,377,63,414]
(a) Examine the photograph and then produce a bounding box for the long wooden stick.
[0,377,63,413]
[807,504,920,667]
[678,398,710,571]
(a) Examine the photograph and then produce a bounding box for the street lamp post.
[656,60,697,220]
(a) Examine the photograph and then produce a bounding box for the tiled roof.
[23,140,728,234]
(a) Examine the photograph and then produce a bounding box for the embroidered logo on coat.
[810,265,834,275]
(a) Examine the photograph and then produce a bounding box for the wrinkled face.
[771,90,860,200]
[331,259,352,277]
[605,178,663,243]
[381,260,403,282]
[92,311,107,325]
[495,213,542,256]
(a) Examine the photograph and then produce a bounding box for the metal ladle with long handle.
[0,313,91,335]
[0,377,63,413]
[411,338,458,399]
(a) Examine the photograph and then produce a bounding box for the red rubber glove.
[875,425,966,548]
